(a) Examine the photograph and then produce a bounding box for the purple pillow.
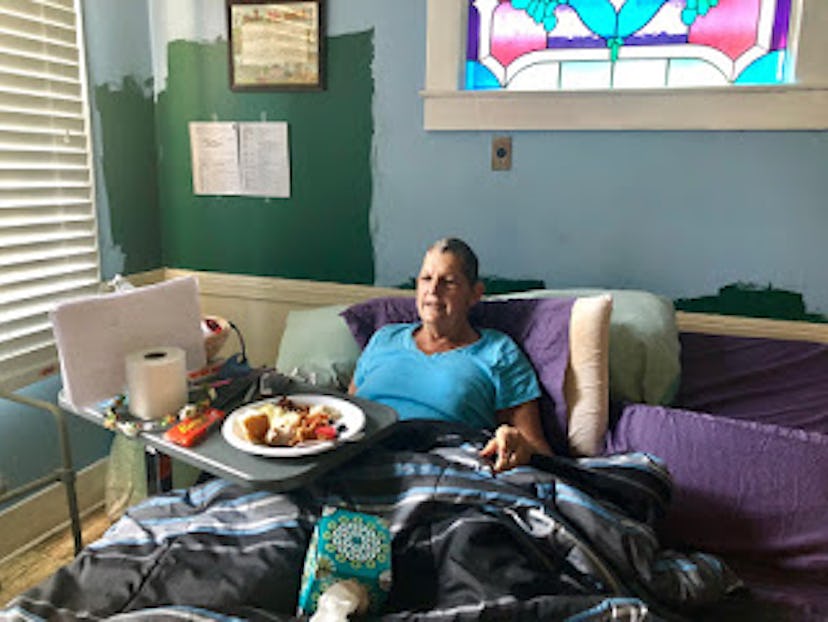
[340,296,575,453]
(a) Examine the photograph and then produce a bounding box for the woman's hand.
[480,400,552,472]
[480,424,536,472]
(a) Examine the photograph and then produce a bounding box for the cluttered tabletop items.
[59,364,398,492]
[51,276,398,492]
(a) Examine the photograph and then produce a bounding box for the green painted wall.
[95,77,162,274]
[675,283,828,322]
[155,32,374,284]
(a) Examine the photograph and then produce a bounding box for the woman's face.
[416,249,482,330]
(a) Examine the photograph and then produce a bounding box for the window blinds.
[0,0,99,392]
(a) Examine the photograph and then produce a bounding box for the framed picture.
[227,0,324,91]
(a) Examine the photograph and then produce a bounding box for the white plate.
[222,394,365,458]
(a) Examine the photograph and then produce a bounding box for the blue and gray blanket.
[2,422,744,621]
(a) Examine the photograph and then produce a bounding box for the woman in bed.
[349,237,552,472]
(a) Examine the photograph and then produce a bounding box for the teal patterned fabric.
[297,507,392,616]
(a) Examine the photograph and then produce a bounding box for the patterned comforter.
[2,422,745,621]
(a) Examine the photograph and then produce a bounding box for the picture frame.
[227,0,325,91]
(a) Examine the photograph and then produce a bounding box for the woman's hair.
[428,237,480,284]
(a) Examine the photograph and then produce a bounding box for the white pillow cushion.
[564,295,612,456]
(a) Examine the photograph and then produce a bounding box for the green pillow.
[488,288,681,405]
[275,304,361,391]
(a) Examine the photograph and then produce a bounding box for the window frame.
[422,0,828,130]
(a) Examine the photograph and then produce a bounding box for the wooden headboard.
[129,268,828,367]
[675,311,828,343]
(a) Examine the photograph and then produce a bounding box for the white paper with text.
[189,122,241,195]
[240,121,290,198]
[189,121,290,198]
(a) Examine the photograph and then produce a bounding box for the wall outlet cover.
[491,136,512,171]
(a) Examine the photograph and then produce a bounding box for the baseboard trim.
[0,459,107,563]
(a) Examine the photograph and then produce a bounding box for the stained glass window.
[466,0,794,91]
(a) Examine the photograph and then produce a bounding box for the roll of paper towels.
[125,347,188,420]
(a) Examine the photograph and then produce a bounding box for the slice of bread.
[236,412,270,444]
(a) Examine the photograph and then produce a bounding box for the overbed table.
[58,382,398,494]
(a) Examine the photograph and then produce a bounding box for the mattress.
[604,333,828,619]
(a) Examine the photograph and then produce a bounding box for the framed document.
[227,0,324,91]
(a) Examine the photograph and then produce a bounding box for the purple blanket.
[675,333,828,433]
[606,332,828,618]
[607,404,828,566]
[605,404,828,617]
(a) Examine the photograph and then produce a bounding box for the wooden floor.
[0,507,112,607]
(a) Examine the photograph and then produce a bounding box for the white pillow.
[565,295,612,456]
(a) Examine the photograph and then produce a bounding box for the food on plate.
[235,396,342,447]
[237,411,270,444]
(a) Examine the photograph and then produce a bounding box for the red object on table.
[164,408,226,447]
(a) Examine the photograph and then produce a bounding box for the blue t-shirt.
[353,323,541,430]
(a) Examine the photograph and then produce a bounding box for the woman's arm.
[480,399,552,472]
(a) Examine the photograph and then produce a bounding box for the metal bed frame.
[0,390,82,556]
